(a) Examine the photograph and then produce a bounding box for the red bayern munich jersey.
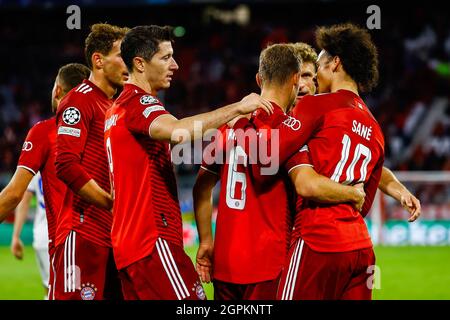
[17,117,66,256]
[271,90,385,252]
[55,79,113,248]
[104,83,183,270]
[203,103,295,284]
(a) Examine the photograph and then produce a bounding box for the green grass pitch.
[0,245,449,300]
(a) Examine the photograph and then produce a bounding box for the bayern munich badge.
[192,281,206,300]
[80,283,97,300]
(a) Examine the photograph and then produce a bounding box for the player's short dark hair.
[85,23,130,69]
[291,42,318,68]
[121,25,174,72]
[316,23,379,92]
[57,63,90,95]
[259,43,301,86]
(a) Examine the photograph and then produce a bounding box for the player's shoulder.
[59,81,99,113]
[28,117,56,134]
[126,91,166,117]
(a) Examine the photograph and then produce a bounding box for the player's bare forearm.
[150,93,273,144]
[193,170,219,244]
[378,167,408,202]
[78,179,113,211]
[290,166,363,204]
[12,190,33,239]
[378,167,421,222]
[0,168,34,223]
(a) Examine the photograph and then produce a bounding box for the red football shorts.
[214,277,280,300]
[52,230,122,300]
[277,238,375,300]
[118,237,206,300]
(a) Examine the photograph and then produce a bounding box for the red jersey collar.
[82,79,113,100]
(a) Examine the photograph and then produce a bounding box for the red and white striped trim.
[281,239,304,300]
[64,231,77,293]
[17,165,37,176]
[155,238,190,300]
[75,83,93,94]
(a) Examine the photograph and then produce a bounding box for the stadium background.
[0,0,449,299]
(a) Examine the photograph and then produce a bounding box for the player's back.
[291,89,384,252]
[55,80,113,248]
[213,103,294,284]
[104,83,183,270]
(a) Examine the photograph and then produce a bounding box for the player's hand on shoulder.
[227,114,251,128]
[238,93,273,116]
[352,183,366,212]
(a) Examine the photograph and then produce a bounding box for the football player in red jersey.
[194,44,367,300]
[274,24,387,300]
[227,24,413,300]
[0,63,90,299]
[104,25,272,300]
[53,24,129,300]
[290,41,420,228]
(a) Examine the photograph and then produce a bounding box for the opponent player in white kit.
[11,172,50,298]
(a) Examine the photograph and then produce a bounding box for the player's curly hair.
[291,42,318,67]
[315,23,379,92]
[259,43,302,86]
[121,25,174,72]
[84,23,130,69]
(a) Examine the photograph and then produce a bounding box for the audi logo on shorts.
[22,141,33,151]
[283,116,302,131]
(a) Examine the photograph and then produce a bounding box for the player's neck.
[127,73,154,95]
[89,72,117,99]
[330,75,359,96]
[260,86,291,112]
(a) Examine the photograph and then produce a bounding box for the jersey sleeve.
[17,122,49,176]
[285,144,313,174]
[55,95,93,192]
[125,95,170,136]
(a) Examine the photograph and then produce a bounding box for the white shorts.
[34,248,50,288]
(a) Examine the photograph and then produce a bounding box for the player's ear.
[133,57,145,73]
[55,83,63,100]
[332,56,341,73]
[91,52,103,70]
[256,73,262,89]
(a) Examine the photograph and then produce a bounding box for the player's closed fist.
[11,237,24,260]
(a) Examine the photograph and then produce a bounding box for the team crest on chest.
[140,95,158,105]
[62,107,81,125]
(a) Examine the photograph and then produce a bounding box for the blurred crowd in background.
[0,2,449,199]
